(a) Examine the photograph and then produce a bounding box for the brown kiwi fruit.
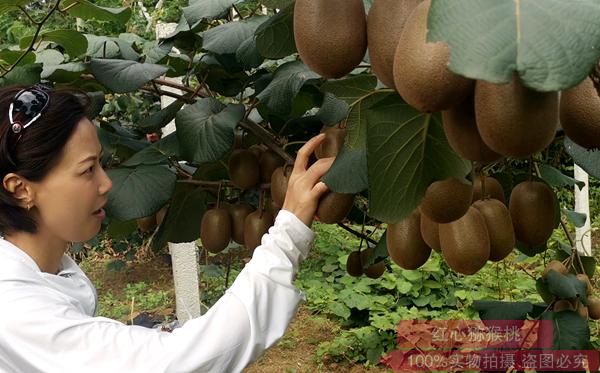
[229,149,260,189]
[471,175,505,204]
[577,302,589,319]
[576,273,592,295]
[294,0,367,79]
[364,261,386,279]
[228,202,254,245]
[387,210,432,269]
[420,178,473,224]
[475,75,558,158]
[316,192,355,224]
[248,144,266,158]
[367,0,422,89]
[560,77,600,149]
[270,166,291,208]
[243,210,274,252]
[509,181,557,246]
[587,296,600,320]
[200,208,232,253]
[259,149,285,184]
[542,260,569,279]
[553,299,575,312]
[346,251,364,277]
[137,215,157,233]
[439,206,490,275]
[420,211,441,252]
[472,199,515,262]
[393,0,473,112]
[315,125,347,159]
[442,95,502,163]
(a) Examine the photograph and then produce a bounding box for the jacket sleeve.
[0,210,315,373]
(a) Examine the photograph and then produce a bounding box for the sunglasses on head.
[8,84,51,135]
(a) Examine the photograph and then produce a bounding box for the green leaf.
[562,208,587,228]
[20,30,88,58]
[90,59,169,93]
[555,251,596,278]
[176,99,245,164]
[41,62,87,82]
[536,278,554,304]
[106,259,126,272]
[428,0,600,91]
[0,50,35,66]
[34,49,64,65]
[565,137,600,179]
[366,95,470,223]
[0,64,42,87]
[183,0,240,26]
[112,37,140,61]
[0,0,29,13]
[473,300,533,320]
[62,0,132,24]
[203,16,267,55]
[255,4,296,59]
[321,75,378,105]
[538,163,585,190]
[152,184,212,250]
[106,165,176,221]
[545,270,578,300]
[323,144,368,194]
[143,40,174,64]
[235,37,264,70]
[328,302,351,319]
[139,100,185,133]
[85,35,120,59]
[256,60,320,115]
[316,93,349,126]
[544,310,591,350]
[121,134,179,167]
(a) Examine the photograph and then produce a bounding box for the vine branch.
[337,222,378,246]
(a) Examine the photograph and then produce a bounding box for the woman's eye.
[85,165,94,174]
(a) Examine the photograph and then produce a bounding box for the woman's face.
[31,118,112,243]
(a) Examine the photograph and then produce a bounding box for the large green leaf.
[316,93,349,126]
[62,0,131,24]
[428,0,600,91]
[0,0,29,13]
[235,37,264,70]
[0,64,42,87]
[255,4,296,59]
[473,300,533,320]
[562,208,587,229]
[366,94,471,223]
[20,30,88,58]
[202,16,266,54]
[121,134,180,168]
[41,62,87,82]
[183,0,241,26]
[543,310,591,350]
[85,35,121,59]
[89,59,169,93]
[176,98,245,164]
[139,100,185,133]
[106,165,176,221]
[565,137,600,179]
[0,50,35,66]
[321,75,378,105]
[538,163,585,190]
[323,144,368,194]
[143,40,174,64]
[256,60,320,115]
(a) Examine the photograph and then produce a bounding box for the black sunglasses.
[8,84,51,135]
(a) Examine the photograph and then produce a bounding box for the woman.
[0,85,334,372]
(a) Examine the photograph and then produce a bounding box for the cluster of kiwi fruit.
[542,260,600,320]
[386,173,558,276]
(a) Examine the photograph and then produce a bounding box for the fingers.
[312,181,329,197]
[292,134,325,176]
[303,157,334,184]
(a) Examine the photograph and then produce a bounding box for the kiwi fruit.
[315,125,347,159]
[294,0,367,78]
[471,175,505,204]
[576,273,592,295]
[228,202,254,245]
[577,302,589,319]
[249,144,266,158]
[420,211,441,252]
[259,149,284,184]
[553,299,575,312]
[587,296,600,320]
[439,206,490,275]
[472,199,515,262]
[367,0,422,89]
[244,210,274,252]
[364,261,386,279]
[560,77,600,149]
[392,0,473,112]
[542,260,569,279]
[316,192,355,224]
[229,149,260,190]
[346,251,364,277]
[475,75,558,158]
[156,205,168,227]
[387,210,432,269]
[509,181,557,246]
[200,208,232,253]
[137,215,157,233]
[270,166,291,208]
[420,178,473,224]
[442,95,502,164]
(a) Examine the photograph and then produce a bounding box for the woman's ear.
[3,173,34,208]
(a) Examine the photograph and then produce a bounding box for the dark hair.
[0,85,90,234]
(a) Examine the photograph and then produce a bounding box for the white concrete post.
[156,22,202,324]
[574,164,592,256]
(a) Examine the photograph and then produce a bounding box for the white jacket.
[0,210,314,373]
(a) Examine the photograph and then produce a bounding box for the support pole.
[574,163,592,256]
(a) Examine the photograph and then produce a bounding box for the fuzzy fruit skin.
[229,149,260,190]
[442,95,502,163]
[439,207,490,275]
[420,211,441,252]
[244,210,274,252]
[472,199,515,262]
[420,178,473,224]
[475,76,558,158]
[201,208,232,253]
[364,261,386,279]
[367,0,421,89]
[387,210,432,269]
[314,125,346,159]
[270,166,290,208]
[294,0,367,79]
[259,149,284,184]
[509,181,557,246]
[393,0,473,112]
[542,260,568,278]
[588,296,600,320]
[553,299,575,312]
[316,192,355,224]
[228,202,254,245]
[472,176,505,204]
[560,77,600,149]
[346,251,363,277]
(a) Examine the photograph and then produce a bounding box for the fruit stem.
[216,182,222,208]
